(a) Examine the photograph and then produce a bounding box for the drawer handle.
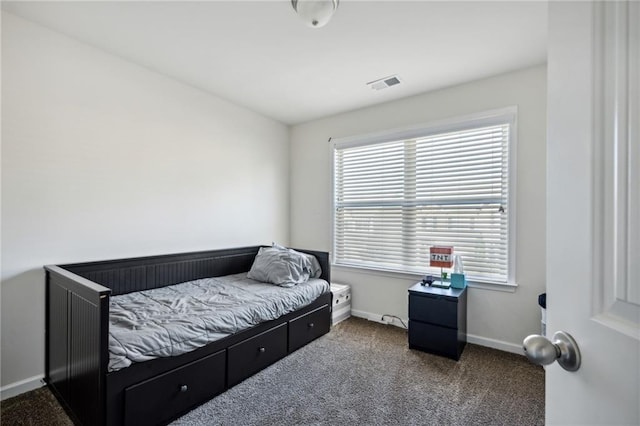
[258,347,266,353]
[180,385,188,393]
[308,322,315,328]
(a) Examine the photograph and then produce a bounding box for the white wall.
[1,13,289,393]
[290,65,547,352]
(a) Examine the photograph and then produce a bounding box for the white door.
[546,1,640,424]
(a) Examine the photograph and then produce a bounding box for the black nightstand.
[408,283,467,360]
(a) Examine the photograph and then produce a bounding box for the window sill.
[331,263,518,293]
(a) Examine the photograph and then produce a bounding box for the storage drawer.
[408,320,462,360]
[289,304,331,352]
[227,323,287,387]
[332,300,351,326]
[124,350,226,426]
[409,294,458,328]
[330,283,351,305]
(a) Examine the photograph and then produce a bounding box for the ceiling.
[1,1,548,125]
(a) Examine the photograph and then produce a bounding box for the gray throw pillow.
[271,243,322,278]
[248,246,314,287]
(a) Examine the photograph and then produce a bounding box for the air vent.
[367,75,402,91]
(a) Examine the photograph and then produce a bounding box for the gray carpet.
[0,385,73,426]
[1,317,544,425]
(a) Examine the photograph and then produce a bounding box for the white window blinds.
[333,118,513,284]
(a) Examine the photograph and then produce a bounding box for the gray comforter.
[108,273,329,372]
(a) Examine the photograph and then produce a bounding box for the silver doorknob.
[523,331,581,371]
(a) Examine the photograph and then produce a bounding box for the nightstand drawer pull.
[180,384,188,393]
[308,322,315,328]
[258,347,266,353]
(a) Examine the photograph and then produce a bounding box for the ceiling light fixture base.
[291,0,339,28]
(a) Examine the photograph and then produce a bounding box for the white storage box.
[330,283,351,325]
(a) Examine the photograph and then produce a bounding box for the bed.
[44,246,332,426]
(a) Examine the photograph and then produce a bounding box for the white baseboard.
[351,309,524,356]
[467,333,524,355]
[352,309,408,329]
[0,375,45,401]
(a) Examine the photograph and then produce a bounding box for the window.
[332,109,516,285]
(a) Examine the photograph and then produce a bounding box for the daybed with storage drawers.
[44,246,332,426]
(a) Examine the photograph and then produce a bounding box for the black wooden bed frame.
[44,246,332,426]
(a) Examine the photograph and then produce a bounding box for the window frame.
[330,107,518,287]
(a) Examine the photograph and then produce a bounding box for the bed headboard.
[56,246,331,296]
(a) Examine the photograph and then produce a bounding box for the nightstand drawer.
[409,294,458,328]
[408,320,460,359]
